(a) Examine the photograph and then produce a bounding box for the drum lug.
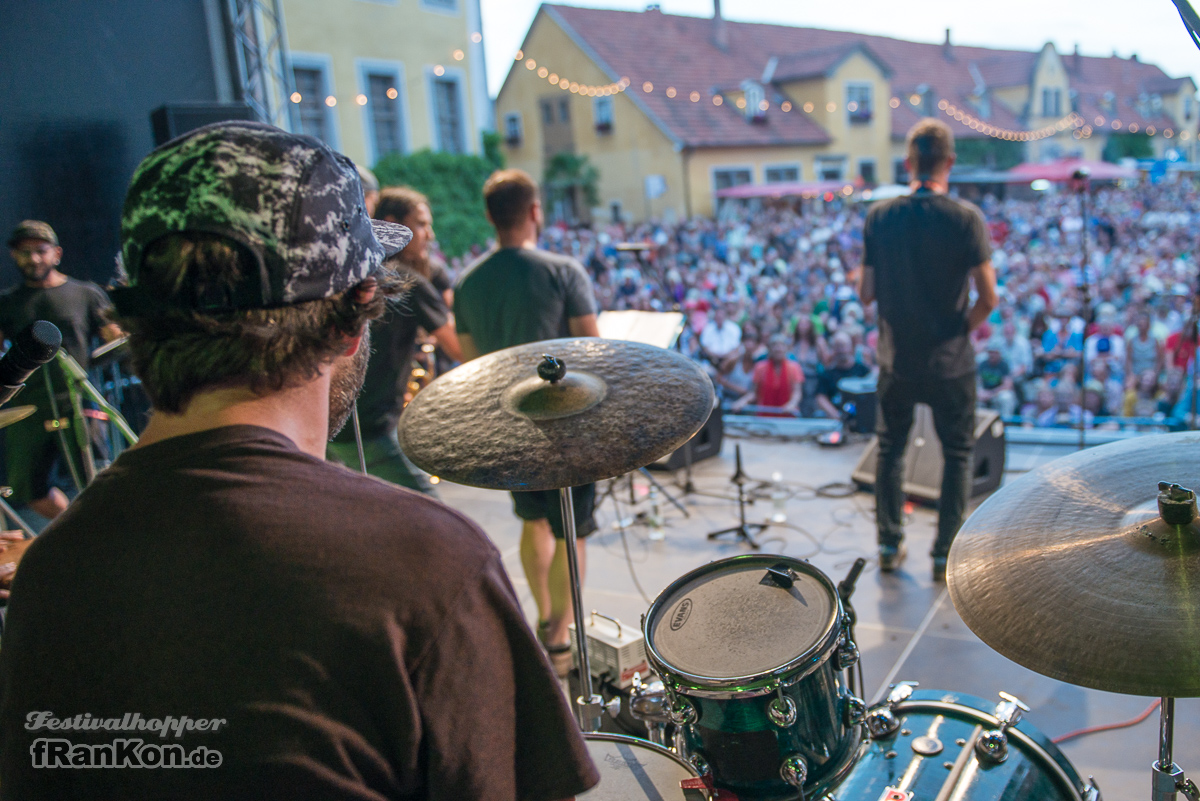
[865,681,918,739]
[767,691,798,728]
[688,750,711,778]
[669,695,698,726]
[835,636,861,671]
[780,753,809,788]
[975,691,1030,764]
[842,692,867,727]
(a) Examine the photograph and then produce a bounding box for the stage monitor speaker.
[151,103,257,146]
[649,406,723,471]
[850,406,1005,504]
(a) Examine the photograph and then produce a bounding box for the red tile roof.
[537,4,1194,147]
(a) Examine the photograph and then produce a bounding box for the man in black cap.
[0,123,597,801]
[1,221,122,522]
[859,118,998,582]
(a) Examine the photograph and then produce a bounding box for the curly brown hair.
[116,232,401,413]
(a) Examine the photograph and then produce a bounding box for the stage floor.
[439,433,1196,800]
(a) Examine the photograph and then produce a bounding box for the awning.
[715,179,855,199]
[1007,159,1138,182]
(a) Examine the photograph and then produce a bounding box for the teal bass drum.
[824,689,1102,801]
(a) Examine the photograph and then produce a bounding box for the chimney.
[943,28,954,61]
[713,0,729,52]
[1073,43,1081,74]
[1131,53,1138,62]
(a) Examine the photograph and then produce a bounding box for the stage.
[440,433,1199,800]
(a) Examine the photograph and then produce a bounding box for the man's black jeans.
[875,369,977,558]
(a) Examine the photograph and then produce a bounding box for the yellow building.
[496,4,1198,222]
[280,0,492,167]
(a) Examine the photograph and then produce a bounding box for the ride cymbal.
[0,406,37,431]
[398,338,714,491]
[948,431,1200,697]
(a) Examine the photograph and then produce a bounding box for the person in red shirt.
[731,335,803,416]
[1166,315,1198,372]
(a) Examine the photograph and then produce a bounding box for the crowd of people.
[437,178,1200,429]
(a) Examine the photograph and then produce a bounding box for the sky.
[480,0,1200,98]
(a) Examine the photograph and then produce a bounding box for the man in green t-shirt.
[454,169,599,675]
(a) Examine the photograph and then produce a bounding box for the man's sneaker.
[932,557,948,583]
[879,544,906,572]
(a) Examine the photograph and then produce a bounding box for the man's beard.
[327,328,371,440]
[19,263,53,283]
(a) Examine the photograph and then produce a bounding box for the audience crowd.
[444,178,1200,429]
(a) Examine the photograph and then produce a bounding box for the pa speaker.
[851,406,1005,503]
[649,406,723,471]
[151,103,257,146]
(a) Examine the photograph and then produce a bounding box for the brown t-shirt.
[0,425,597,800]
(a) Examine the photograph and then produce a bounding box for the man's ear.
[343,326,367,357]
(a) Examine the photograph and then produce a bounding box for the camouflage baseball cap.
[115,121,410,312]
[7,220,59,249]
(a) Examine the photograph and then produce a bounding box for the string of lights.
[512,50,628,96]
[939,100,1084,141]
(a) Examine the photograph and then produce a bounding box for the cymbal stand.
[707,444,766,548]
[1152,696,1199,801]
[560,487,604,732]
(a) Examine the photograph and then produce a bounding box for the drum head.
[579,733,699,799]
[647,555,838,682]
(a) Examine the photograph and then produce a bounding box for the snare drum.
[828,689,1101,801]
[644,555,865,800]
[579,732,709,800]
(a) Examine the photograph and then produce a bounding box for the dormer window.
[742,81,766,122]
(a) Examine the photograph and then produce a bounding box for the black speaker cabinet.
[151,103,257,146]
[851,406,1005,503]
[649,406,723,471]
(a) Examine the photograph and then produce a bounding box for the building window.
[541,101,554,126]
[419,0,458,11]
[816,158,845,181]
[432,76,465,154]
[1187,96,1194,121]
[859,160,876,184]
[1042,88,1062,117]
[846,83,873,124]
[293,66,333,144]
[594,96,613,133]
[894,158,909,184]
[504,112,522,145]
[558,99,570,123]
[713,168,752,191]
[366,73,404,159]
[765,165,800,183]
[610,200,622,223]
[742,81,765,120]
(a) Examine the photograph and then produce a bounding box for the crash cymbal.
[948,431,1200,697]
[0,406,36,431]
[398,338,714,491]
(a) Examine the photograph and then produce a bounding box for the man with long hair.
[326,186,461,494]
[0,123,596,800]
[859,118,998,582]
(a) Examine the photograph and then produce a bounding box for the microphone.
[0,321,63,406]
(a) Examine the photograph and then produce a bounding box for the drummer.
[0,122,598,800]
[0,221,123,524]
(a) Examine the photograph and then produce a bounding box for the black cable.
[610,492,655,605]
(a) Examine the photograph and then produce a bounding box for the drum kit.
[400,336,1195,801]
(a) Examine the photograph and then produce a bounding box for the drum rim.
[581,731,703,787]
[892,690,1089,801]
[643,554,844,695]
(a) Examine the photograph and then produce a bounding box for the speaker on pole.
[851,405,1005,503]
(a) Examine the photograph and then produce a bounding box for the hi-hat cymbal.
[0,406,37,431]
[398,338,714,491]
[948,431,1200,697]
[90,336,129,368]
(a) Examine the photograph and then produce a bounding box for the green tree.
[1102,133,1153,163]
[481,130,506,171]
[954,137,1025,170]
[372,148,497,258]
[543,153,599,222]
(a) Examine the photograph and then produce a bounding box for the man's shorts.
[511,483,597,539]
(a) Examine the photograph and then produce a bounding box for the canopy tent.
[1007,159,1137,182]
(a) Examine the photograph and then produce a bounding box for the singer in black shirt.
[1,221,120,523]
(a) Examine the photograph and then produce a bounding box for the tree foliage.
[544,153,600,221]
[1102,133,1154,163]
[373,143,505,258]
[954,137,1025,170]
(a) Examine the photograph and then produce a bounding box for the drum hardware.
[974,691,1030,764]
[835,557,867,701]
[864,682,919,739]
[707,444,768,548]
[578,731,712,800]
[841,692,867,727]
[1152,697,1199,801]
[779,754,808,794]
[399,338,713,734]
[767,690,798,728]
[628,673,672,747]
